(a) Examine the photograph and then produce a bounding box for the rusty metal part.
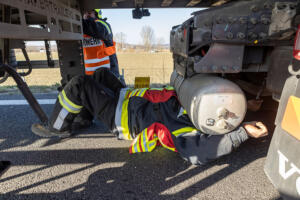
[235,79,272,97]
[0,64,48,123]
[194,43,244,73]
[18,48,33,76]
[57,40,85,86]
[17,60,60,69]
[45,40,55,68]
[269,1,297,36]
[247,99,264,112]
[0,71,8,83]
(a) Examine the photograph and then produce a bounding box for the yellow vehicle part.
[281,96,300,141]
[134,77,150,88]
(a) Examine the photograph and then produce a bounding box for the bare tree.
[156,37,165,51]
[140,26,155,51]
[115,32,127,51]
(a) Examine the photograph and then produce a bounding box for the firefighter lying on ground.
[31,68,268,165]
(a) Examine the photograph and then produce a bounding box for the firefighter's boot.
[31,123,71,138]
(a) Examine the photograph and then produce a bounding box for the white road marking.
[0,99,56,105]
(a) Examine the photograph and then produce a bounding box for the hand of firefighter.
[83,13,89,20]
[243,121,268,138]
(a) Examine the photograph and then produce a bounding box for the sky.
[27,8,202,46]
[102,8,201,45]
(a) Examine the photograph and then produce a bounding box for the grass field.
[1,51,174,91]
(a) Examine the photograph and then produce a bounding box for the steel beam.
[0,64,48,123]
[186,0,202,7]
[135,0,144,7]
[17,60,59,69]
[0,0,82,40]
[161,0,174,7]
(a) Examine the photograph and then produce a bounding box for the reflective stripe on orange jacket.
[83,34,116,75]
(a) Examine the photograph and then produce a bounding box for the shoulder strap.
[95,19,112,34]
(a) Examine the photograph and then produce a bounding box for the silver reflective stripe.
[59,93,81,113]
[84,57,109,64]
[137,88,147,96]
[177,107,185,118]
[85,63,110,71]
[53,108,69,130]
[129,89,138,97]
[115,88,130,139]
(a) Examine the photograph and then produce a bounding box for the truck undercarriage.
[0,0,300,199]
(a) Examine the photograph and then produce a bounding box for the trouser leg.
[74,107,94,123]
[48,100,78,132]
[109,54,120,77]
[49,75,117,132]
[93,67,126,92]
[73,68,125,127]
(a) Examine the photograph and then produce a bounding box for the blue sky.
[102,8,201,44]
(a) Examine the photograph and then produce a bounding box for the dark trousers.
[49,68,125,132]
[75,65,125,124]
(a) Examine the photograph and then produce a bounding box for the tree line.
[115,25,166,51]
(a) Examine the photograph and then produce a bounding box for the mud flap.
[264,75,300,200]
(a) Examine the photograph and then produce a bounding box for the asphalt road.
[0,93,280,200]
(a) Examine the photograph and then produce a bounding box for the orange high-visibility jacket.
[83,33,116,75]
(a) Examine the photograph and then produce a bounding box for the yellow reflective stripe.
[146,134,158,152]
[157,136,176,152]
[172,127,198,137]
[147,140,157,150]
[136,88,144,96]
[120,90,132,140]
[140,132,146,152]
[142,129,149,152]
[161,143,176,152]
[129,89,136,97]
[131,134,143,153]
[131,137,139,153]
[96,19,111,34]
[136,134,142,152]
[164,86,174,90]
[131,145,135,153]
[150,88,163,91]
[58,95,80,114]
[133,89,140,96]
[140,88,148,96]
[62,90,83,109]
[149,86,174,91]
[121,101,131,140]
[183,109,187,115]
[129,89,137,97]
[130,129,159,153]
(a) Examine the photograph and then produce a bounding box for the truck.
[0,0,299,199]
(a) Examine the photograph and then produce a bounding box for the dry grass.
[118,52,173,85]
[0,52,174,91]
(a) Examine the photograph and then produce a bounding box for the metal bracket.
[0,64,48,123]
[194,43,244,73]
[289,64,300,76]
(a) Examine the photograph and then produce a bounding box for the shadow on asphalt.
[0,98,278,199]
[0,138,270,200]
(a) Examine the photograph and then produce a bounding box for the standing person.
[31,69,268,166]
[74,9,124,129]
[82,9,119,76]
